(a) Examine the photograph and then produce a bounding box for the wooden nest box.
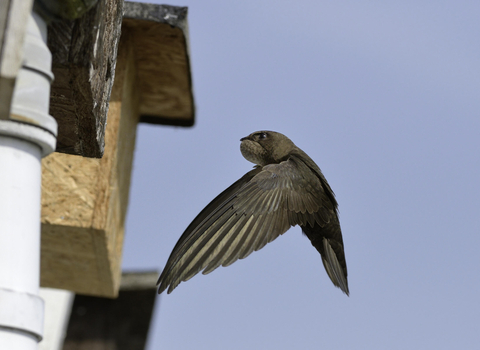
[40,1,194,297]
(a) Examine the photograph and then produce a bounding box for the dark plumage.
[157,131,349,295]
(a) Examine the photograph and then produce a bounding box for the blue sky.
[123,1,480,349]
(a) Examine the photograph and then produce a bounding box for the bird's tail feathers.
[321,238,349,295]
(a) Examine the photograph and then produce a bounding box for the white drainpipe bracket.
[0,120,56,157]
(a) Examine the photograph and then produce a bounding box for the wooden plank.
[40,30,138,297]
[46,0,123,158]
[123,2,195,126]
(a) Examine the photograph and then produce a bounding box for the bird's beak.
[240,136,249,141]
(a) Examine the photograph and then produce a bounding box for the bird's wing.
[157,158,332,294]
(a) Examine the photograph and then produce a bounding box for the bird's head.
[240,131,296,166]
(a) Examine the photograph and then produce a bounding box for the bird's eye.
[257,132,267,140]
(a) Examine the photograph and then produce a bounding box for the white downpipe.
[0,136,44,349]
[39,288,75,350]
[0,10,57,350]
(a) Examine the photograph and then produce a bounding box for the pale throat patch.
[240,140,268,166]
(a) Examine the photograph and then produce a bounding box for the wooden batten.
[40,32,139,298]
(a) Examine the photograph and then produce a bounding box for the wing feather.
[202,214,253,274]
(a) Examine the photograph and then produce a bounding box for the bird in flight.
[157,131,349,295]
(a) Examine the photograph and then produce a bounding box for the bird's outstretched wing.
[157,156,340,294]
